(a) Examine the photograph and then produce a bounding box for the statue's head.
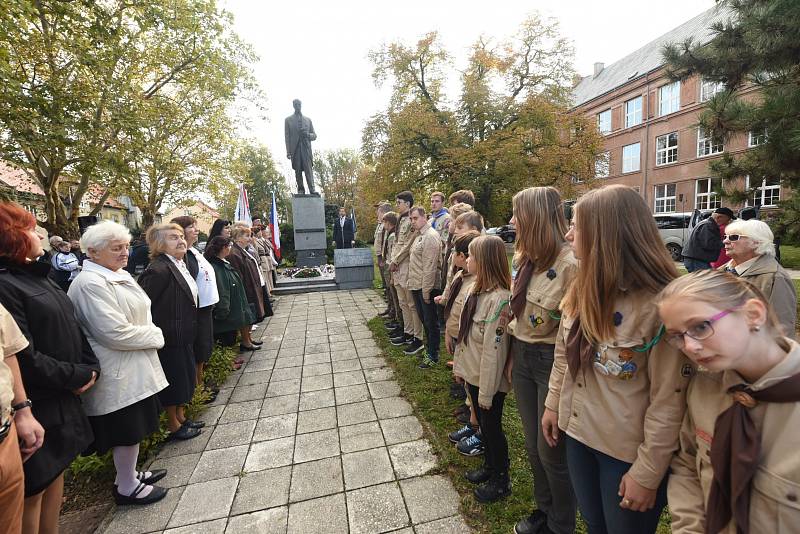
[292,99,302,113]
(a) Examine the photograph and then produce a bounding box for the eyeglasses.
[724,234,747,241]
[664,309,735,349]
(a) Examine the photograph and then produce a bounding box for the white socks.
[113,445,152,497]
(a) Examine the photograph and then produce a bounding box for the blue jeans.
[565,437,667,534]
[683,257,712,272]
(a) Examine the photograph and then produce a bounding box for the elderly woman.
[720,218,797,338]
[253,225,275,298]
[170,217,219,389]
[204,237,254,347]
[67,221,169,505]
[138,224,202,441]
[0,202,100,533]
[227,224,267,351]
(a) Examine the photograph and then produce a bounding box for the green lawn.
[781,245,800,270]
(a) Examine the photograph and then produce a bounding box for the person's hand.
[73,371,98,395]
[445,336,454,354]
[378,259,384,268]
[504,352,514,383]
[433,295,442,305]
[351,241,355,247]
[423,293,430,304]
[542,408,560,447]
[287,153,292,160]
[453,373,464,384]
[390,263,398,272]
[618,473,657,512]
[15,410,45,462]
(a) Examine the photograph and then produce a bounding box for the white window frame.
[594,152,610,178]
[622,143,641,173]
[697,128,723,157]
[746,176,781,207]
[597,109,612,134]
[658,81,680,116]
[700,78,724,102]
[624,96,642,128]
[695,178,721,210]
[654,183,677,214]
[748,129,767,147]
[655,132,678,166]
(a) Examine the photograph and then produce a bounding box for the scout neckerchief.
[430,208,449,229]
[443,271,464,320]
[510,259,534,320]
[565,316,594,380]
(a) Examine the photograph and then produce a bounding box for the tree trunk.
[141,208,155,230]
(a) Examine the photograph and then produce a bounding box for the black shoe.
[403,338,424,355]
[388,327,405,338]
[474,473,511,503]
[514,510,547,534]
[137,469,167,485]
[114,483,168,506]
[465,466,493,484]
[379,309,392,317]
[450,382,467,400]
[384,321,399,330]
[456,411,472,425]
[251,340,263,346]
[182,419,205,429]
[239,344,257,352]
[167,425,201,441]
[390,335,409,346]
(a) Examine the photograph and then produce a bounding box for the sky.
[221,0,716,193]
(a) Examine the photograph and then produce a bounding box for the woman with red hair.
[0,203,100,534]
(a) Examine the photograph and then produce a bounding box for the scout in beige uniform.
[658,269,800,534]
[408,207,443,366]
[374,202,394,318]
[441,210,484,301]
[542,185,689,534]
[455,235,513,503]
[381,212,402,330]
[388,191,422,350]
[506,187,578,534]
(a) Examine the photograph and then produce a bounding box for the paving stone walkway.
[97,289,471,534]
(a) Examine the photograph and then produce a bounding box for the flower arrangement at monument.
[280,264,335,279]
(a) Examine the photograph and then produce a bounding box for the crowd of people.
[0,204,276,533]
[372,184,798,534]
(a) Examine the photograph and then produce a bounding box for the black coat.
[681,217,722,263]
[228,244,265,322]
[333,216,355,248]
[0,258,100,496]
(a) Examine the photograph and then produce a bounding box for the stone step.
[276,276,334,288]
[273,281,338,295]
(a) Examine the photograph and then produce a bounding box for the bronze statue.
[284,99,317,195]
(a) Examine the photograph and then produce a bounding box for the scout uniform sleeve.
[544,319,569,412]
[478,297,511,409]
[421,233,441,300]
[390,222,416,266]
[627,340,690,489]
[375,225,384,260]
[0,303,28,357]
[667,408,707,534]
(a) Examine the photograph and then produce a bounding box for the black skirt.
[157,344,196,406]
[87,395,162,455]
[194,306,214,364]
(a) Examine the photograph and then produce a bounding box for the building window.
[700,78,724,102]
[747,176,781,207]
[655,132,678,165]
[597,109,611,134]
[625,96,642,128]
[622,143,641,173]
[594,152,610,178]
[654,183,677,214]
[697,128,723,157]
[695,178,721,210]
[748,129,767,147]
[658,81,680,116]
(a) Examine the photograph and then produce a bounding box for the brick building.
[571,4,783,215]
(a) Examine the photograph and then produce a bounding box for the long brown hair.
[469,235,511,293]
[562,185,678,343]
[513,186,568,273]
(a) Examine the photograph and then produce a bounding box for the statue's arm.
[284,118,292,157]
[307,120,317,141]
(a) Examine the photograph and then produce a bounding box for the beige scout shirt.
[429,210,451,243]
[407,224,443,297]
[509,246,578,345]
[1,303,29,422]
[545,291,691,490]
[443,271,475,340]
[389,213,418,287]
[374,223,385,261]
[383,232,396,286]
[454,288,512,408]
[668,338,800,534]
[442,253,457,298]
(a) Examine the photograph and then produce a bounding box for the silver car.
[654,211,711,261]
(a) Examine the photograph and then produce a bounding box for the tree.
[663,0,800,240]
[314,149,365,209]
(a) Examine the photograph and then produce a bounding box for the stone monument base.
[291,194,326,267]
[334,248,374,290]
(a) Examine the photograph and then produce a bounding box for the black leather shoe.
[239,344,257,352]
[474,473,511,503]
[182,419,205,429]
[514,510,547,534]
[464,466,493,484]
[137,469,167,485]
[251,340,263,346]
[167,425,201,441]
[114,483,168,505]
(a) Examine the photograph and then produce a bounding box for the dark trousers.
[683,257,711,272]
[466,383,509,474]
[411,289,440,360]
[565,436,667,534]
[512,340,576,534]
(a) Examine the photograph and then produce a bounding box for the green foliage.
[203,344,238,390]
[278,222,296,264]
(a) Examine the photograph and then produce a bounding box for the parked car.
[496,224,516,243]
[486,227,501,236]
[655,211,711,261]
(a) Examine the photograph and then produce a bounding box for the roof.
[0,162,45,195]
[571,4,734,108]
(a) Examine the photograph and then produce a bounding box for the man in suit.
[284,99,318,195]
[333,207,355,249]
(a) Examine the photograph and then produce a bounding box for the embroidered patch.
[618,361,637,380]
[529,314,544,328]
[546,268,557,280]
[681,363,694,378]
[613,311,623,327]
[619,348,635,362]
[495,327,504,336]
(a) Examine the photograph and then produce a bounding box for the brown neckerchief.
[456,293,478,346]
[510,259,534,320]
[565,316,594,380]
[443,272,464,321]
[706,371,800,534]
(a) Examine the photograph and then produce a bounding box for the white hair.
[725,219,775,256]
[80,220,131,252]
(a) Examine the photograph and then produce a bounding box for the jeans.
[467,383,509,473]
[411,289,440,360]
[512,339,575,534]
[683,257,712,272]
[565,436,667,534]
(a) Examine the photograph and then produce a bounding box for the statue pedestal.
[334,248,374,289]
[291,194,326,267]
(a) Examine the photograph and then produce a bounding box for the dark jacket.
[137,255,197,347]
[227,243,265,322]
[681,217,722,263]
[208,256,254,333]
[0,258,100,496]
[333,216,355,248]
[125,242,150,276]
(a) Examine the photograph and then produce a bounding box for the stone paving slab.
[95,290,470,533]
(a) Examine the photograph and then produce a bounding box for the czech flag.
[270,192,281,260]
